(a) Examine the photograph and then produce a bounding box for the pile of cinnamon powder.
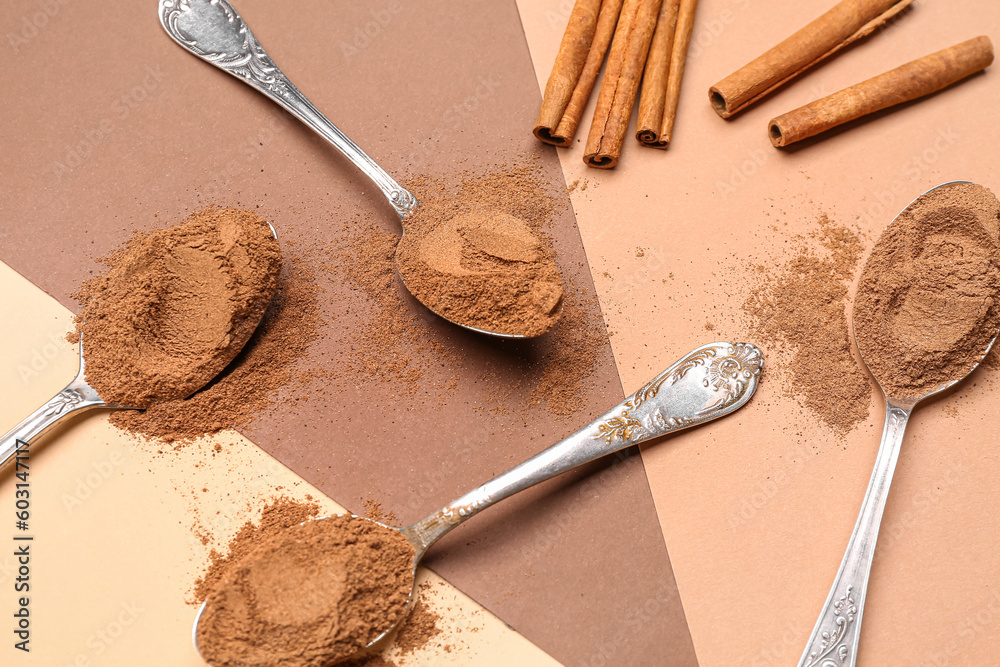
[329,163,607,416]
[73,208,281,408]
[197,514,415,667]
[854,182,1000,397]
[110,255,321,442]
[193,496,322,604]
[193,497,445,667]
[396,199,564,337]
[743,214,872,434]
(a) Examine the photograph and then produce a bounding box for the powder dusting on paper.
[743,214,872,435]
[325,161,608,417]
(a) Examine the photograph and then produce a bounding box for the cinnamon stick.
[709,0,914,119]
[584,0,663,168]
[636,1,681,145]
[534,0,625,147]
[637,0,698,147]
[768,36,994,147]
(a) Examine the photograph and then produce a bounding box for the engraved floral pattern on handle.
[798,405,911,667]
[802,586,858,667]
[160,0,419,223]
[161,0,291,97]
[41,389,86,418]
[594,343,762,445]
[701,343,763,413]
[389,189,418,217]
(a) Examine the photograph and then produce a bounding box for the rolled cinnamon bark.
[657,0,697,146]
[768,36,994,147]
[636,0,681,146]
[584,0,663,168]
[534,0,625,147]
[709,0,914,119]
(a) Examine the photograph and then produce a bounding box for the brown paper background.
[0,1,695,666]
[517,0,1000,665]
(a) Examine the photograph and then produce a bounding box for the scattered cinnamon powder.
[392,600,442,656]
[334,217,448,391]
[330,163,607,416]
[197,515,415,667]
[342,657,395,667]
[854,183,1000,398]
[110,254,322,442]
[72,208,281,408]
[363,498,399,527]
[744,214,872,434]
[528,287,606,416]
[396,172,564,338]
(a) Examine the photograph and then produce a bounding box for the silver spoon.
[192,341,764,664]
[0,222,280,471]
[158,0,537,340]
[797,181,998,667]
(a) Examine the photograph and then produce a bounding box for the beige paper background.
[0,261,560,666]
[518,0,1000,665]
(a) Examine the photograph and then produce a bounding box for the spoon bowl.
[192,341,764,665]
[159,0,549,339]
[797,181,1000,667]
[0,221,280,471]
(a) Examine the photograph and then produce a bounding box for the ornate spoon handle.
[798,399,912,667]
[158,0,417,218]
[0,350,107,470]
[402,342,764,551]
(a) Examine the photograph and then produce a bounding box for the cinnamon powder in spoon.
[854,183,1000,397]
[395,185,564,338]
[196,515,415,667]
[73,208,281,408]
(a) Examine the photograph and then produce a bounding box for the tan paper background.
[517,0,1000,665]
